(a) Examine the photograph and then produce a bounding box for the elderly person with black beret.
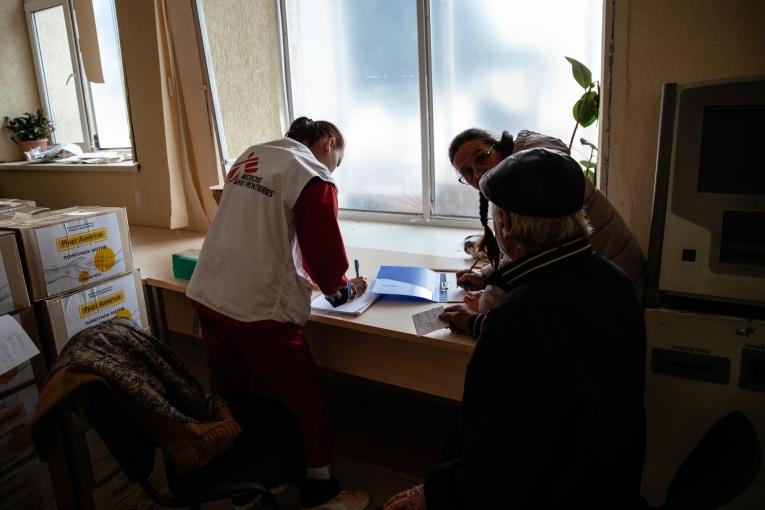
[384,148,647,510]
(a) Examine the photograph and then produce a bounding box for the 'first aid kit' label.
[35,213,125,296]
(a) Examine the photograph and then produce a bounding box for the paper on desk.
[311,289,379,316]
[413,306,448,336]
[0,314,40,375]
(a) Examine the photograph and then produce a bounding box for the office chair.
[72,382,305,510]
[652,410,761,510]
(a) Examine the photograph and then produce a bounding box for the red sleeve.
[294,178,349,295]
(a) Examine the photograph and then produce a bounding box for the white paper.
[412,306,448,336]
[312,290,379,316]
[0,315,40,375]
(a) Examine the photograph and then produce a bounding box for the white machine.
[645,76,765,308]
[643,308,765,508]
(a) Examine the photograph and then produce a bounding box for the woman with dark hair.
[187,117,370,510]
[444,128,646,334]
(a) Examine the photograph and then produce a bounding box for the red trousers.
[196,310,332,468]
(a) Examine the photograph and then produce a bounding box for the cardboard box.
[38,271,148,354]
[0,232,30,314]
[0,199,36,209]
[0,309,45,397]
[0,457,57,510]
[0,207,134,301]
[0,384,39,477]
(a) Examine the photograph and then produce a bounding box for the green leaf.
[585,169,596,184]
[580,137,598,150]
[579,160,596,169]
[573,91,599,127]
[565,56,593,89]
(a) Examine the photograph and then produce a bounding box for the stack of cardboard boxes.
[0,204,163,509]
[0,207,59,509]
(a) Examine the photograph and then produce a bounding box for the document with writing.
[311,289,380,316]
[412,306,448,336]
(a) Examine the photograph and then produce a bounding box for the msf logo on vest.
[225,151,259,183]
[225,151,275,198]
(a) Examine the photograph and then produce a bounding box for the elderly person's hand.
[456,268,486,291]
[439,304,475,333]
[384,484,426,510]
[463,290,482,313]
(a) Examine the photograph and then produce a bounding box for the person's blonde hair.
[506,210,592,251]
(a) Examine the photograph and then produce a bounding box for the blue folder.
[371,265,464,303]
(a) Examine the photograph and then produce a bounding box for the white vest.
[187,138,336,324]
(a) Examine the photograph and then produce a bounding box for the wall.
[0,1,40,161]
[604,0,765,251]
[201,0,285,159]
[0,0,173,228]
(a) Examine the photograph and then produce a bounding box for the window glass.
[33,5,84,144]
[88,0,131,149]
[430,0,603,217]
[286,0,423,214]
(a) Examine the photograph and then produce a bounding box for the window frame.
[24,0,133,155]
[200,0,605,228]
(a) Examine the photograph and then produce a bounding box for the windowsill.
[338,219,479,260]
[0,160,139,172]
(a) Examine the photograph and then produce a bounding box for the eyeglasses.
[458,144,496,185]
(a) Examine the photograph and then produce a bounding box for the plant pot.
[18,139,49,152]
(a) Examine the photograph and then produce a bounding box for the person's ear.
[323,136,336,153]
[496,208,512,238]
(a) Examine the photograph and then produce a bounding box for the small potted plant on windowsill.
[4,110,55,153]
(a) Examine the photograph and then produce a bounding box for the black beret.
[479,148,584,217]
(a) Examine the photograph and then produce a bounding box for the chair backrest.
[73,381,158,484]
[662,410,761,510]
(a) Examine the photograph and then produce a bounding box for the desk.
[131,225,477,401]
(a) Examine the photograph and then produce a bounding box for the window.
[25,0,132,152]
[201,0,602,222]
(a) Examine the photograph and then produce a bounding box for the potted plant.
[4,110,55,152]
[565,56,599,185]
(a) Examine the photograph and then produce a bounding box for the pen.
[354,259,360,279]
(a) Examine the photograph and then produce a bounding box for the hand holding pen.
[349,258,367,298]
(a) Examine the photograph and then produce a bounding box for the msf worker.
[385,148,646,509]
[187,117,369,510]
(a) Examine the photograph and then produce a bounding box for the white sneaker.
[301,489,370,510]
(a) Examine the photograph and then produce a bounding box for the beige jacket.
[478,130,645,312]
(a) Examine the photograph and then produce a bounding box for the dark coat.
[425,242,646,509]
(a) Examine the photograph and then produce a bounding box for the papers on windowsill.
[29,152,129,164]
[311,289,380,316]
[412,306,448,336]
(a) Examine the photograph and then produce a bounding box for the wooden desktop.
[130,226,476,401]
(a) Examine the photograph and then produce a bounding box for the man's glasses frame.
[458,143,496,185]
